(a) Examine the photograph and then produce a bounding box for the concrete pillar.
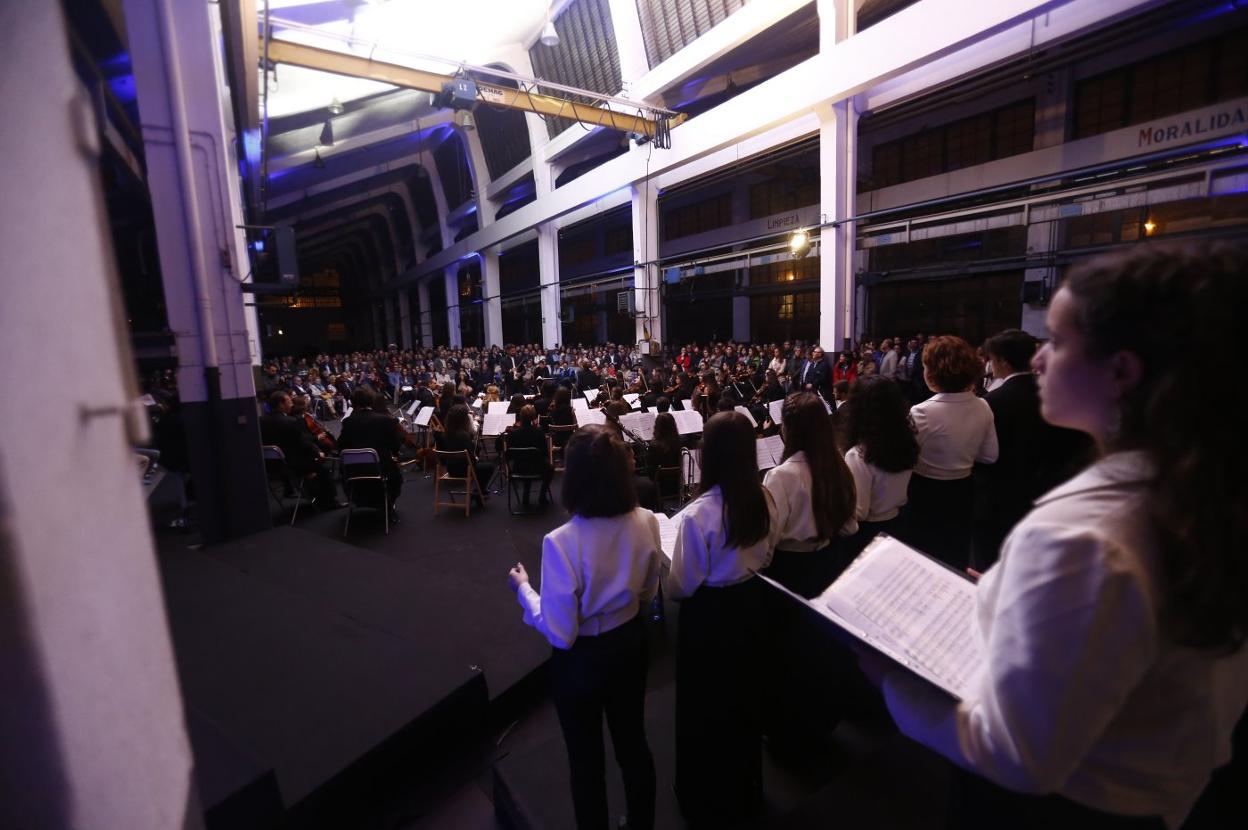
[445,266,462,348]
[398,289,413,350]
[125,0,268,543]
[607,0,651,87]
[818,0,857,351]
[537,225,563,349]
[383,295,397,347]
[482,250,503,347]
[0,4,201,829]
[630,182,661,349]
[417,279,433,347]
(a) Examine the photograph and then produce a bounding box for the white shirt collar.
[1033,450,1153,507]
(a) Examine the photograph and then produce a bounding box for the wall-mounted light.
[1143,219,1156,235]
[540,20,559,47]
[789,228,811,258]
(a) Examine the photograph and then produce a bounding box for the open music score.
[575,408,606,428]
[413,407,435,427]
[406,399,421,416]
[623,393,641,409]
[584,388,601,404]
[487,401,511,415]
[572,397,590,413]
[755,434,785,470]
[481,413,516,436]
[734,405,758,428]
[768,399,784,425]
[653,510,679,564]
[672,410,703,435]
[618,411,656,442]
[761,535,984,701]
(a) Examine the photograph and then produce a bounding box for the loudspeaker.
[273,225,299,287]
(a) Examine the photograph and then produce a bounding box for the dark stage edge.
[159,529,500,828]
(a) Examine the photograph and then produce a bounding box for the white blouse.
[910,391,999,480]
[763,451,858,552]
[844,445,911,523]
[665,486,778,600]
[882,452,1248,827]
[516,507,663,649]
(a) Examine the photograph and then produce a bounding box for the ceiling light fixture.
[328,97,344,115]
[789,228,811,258]
[319,118,334,146]
[540,20,559,47]
[454,110,476,131]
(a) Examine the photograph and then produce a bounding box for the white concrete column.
[445,266,463,348]
[630,181,661,348]
[0,4,200,829]
[397,289,413,349]
[383,295,397,346]
[818,0,857,350]
[607,0,650,88]
[482,250,503,347]
[538,225,562,348]
[417,279,433,347]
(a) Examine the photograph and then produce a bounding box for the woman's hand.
[508,562,529,591]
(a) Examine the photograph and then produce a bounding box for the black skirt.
[904,473,974,571]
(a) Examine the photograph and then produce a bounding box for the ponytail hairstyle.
[561,425,638,518]
[1064,243,1248,652]
[700,412,770,549]
[779,392,856,539]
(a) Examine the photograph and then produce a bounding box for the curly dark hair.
[1064,243,1248,652]
[843,377,919,473]
[922,335,981,391]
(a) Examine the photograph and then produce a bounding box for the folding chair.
[340,448,389,536]
[548,424,576,472]
[433,449,486,516]
[262,445,308,525]
[504,446,549,515]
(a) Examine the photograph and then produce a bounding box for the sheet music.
[584,388,601,404]
[471,397,484,409]
[406,399,421,416]
[761,435,785,468]
[814,535,984,700]
[575,408,606,428]
[734,405,758,428]
[618,411,656,442]
[672,409,704,435]
[652,510,679,564]
[413,407,434,427]
[572,397,590,413]
[487,401,511,415]
[623,393,641,409]
[482,413,516,436]
[755,436,786,470]
[768,399,784,425]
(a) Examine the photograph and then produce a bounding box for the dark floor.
[148,430,1246,830]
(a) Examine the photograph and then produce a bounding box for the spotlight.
[319,118,334,146]
[789,228,811,258]
[454,110,476,131]
[328,97,344,115]
[540,20,559,47]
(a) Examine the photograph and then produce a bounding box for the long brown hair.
[1065,243,1248,652]
[779,393,855,539]
[700,412,770,548]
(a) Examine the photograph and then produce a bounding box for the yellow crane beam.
[264,39,684,139]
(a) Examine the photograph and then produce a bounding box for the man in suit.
[501,346,522,397]
[784,346,806,391]
[260,391,343,509]
[972,329,1093,569]
[337,388,404,513]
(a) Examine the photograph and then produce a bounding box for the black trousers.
[947,768,1165,830]
[550,615,655,830]
[675,578,767,825]
[904,473,974,571]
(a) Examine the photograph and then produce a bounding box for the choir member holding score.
[869,245,1248,829]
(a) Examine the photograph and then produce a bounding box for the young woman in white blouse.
[762,392,858,597]
[666,412,777,824]
[906,335,999,569]
[875,245,1248,828]
[841,376,919,556]
[508,425,662,830]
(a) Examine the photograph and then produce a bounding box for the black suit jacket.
[260,412,321,475]
[337,409,402,475]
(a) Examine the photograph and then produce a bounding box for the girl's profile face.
[1033,287,1118,441]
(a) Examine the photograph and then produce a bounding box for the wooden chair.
[340,448,388,536]
[433,449,486,517]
